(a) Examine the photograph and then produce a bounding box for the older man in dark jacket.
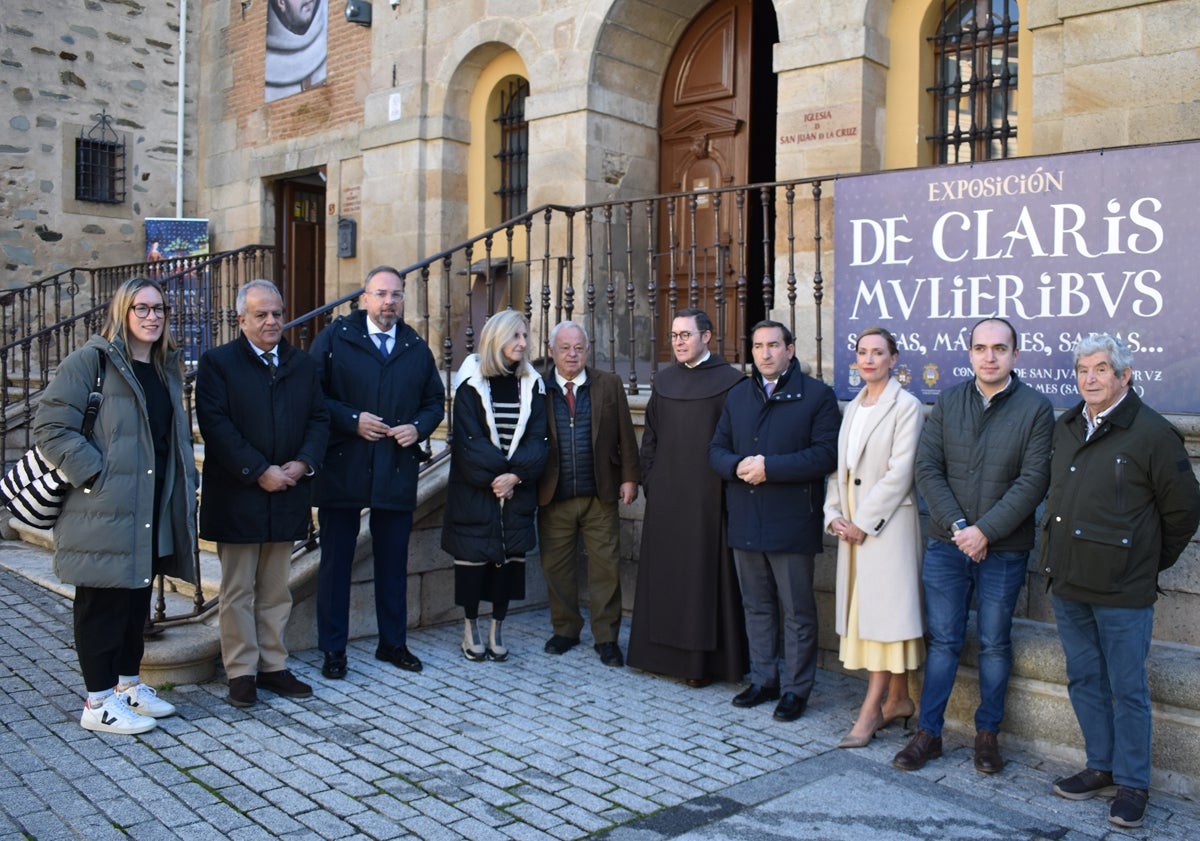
[1042,333,1200,829]
[196,280,330,708]
[709,320,840,722]
[537,321,639,666]
[310,266,445,680]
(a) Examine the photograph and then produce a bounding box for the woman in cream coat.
[824,326,925,748]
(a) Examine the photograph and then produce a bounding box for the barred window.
[493,77,529,220]
[927,0,1019,164]
[75,111,126,204]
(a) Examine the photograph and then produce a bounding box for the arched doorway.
[658,0,778,361]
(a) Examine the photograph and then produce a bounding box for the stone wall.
[0,0,199,289]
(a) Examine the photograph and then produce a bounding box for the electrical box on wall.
[337,217,357,258]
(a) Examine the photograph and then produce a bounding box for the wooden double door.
[658,0,777,361]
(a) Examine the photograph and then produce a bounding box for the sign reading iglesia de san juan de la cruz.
[833,141,1200,415]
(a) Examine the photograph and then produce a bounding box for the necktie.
[764,380,775,398]
[264,351,277,378]
[565,381,576,417]
[376,333,391,357]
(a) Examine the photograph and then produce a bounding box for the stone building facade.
[4,0,1200,789]
[0,0,199,288]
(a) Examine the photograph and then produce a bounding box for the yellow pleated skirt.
[838,476,925,673]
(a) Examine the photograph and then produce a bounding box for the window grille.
[927,0,1019,164]
[493,78,529,220]
[76,110,126,204]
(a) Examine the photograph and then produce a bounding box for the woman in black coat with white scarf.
[442,309,548,661]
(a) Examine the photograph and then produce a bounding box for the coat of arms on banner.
[848,364,861,388]
[922,363,939,388]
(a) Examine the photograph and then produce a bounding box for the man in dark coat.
[310,266,445,679]
[709,321,840,722]
[537,321,640,666]
[627,308,748,686]
[196,280,330,708]
[1042,333,1200,830]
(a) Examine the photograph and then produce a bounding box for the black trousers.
[74,585,151,693]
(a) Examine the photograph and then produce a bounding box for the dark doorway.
[657,0,779,362]
[274,175,326,348]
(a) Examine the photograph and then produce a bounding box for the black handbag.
[1,353,107,529]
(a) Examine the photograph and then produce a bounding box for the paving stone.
[1,570,1198,841]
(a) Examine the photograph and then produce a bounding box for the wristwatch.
[950,518,967,535]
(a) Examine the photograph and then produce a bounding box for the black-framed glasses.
[669,331,695,342]
[130,304,169,318]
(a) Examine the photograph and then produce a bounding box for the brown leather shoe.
[257,669,313,699]
[227,675,257,708]
[892,729,942,771]
[974,730,1005,774]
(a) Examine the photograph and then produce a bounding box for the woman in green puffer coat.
[34,277,197,736]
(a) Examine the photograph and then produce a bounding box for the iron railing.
[7,174,835,624]
[0,245,275,458]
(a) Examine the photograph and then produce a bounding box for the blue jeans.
[917,539,1028,736]
[1052,595,1154,790]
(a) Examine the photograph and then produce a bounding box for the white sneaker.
[80,693,157,735]
[119,683,176,719]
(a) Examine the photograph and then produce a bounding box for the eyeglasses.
[669,331,696,342]
[366,290,404,301]
[130,304,169,318]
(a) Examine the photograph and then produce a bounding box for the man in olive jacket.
[537,321,639,667]
[196,280,330,708]
[1042,333,1200,829]
[895,318,1054,775]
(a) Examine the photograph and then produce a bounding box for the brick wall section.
[220,1,369,144]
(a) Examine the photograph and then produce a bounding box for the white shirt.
[368,325,396,352]
[554,368,588,391]
[1084,389,1131,439]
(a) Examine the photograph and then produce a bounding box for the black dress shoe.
[544,635,580,655]
[594,641,624,667]
[731,683,781,708]
[376,643,423,673]
[322,651,348,680]
[773,692,808,721]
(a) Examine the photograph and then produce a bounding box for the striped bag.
[1,353,106,529]
[0,448,70,528]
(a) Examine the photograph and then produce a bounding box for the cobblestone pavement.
[1,568,1198,840]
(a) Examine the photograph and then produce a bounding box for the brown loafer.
[974,730,1005,774]
[893,729,942,771]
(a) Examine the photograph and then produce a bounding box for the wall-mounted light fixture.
[345,0,372,25]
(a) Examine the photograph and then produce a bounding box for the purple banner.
[833,142,1200,414]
